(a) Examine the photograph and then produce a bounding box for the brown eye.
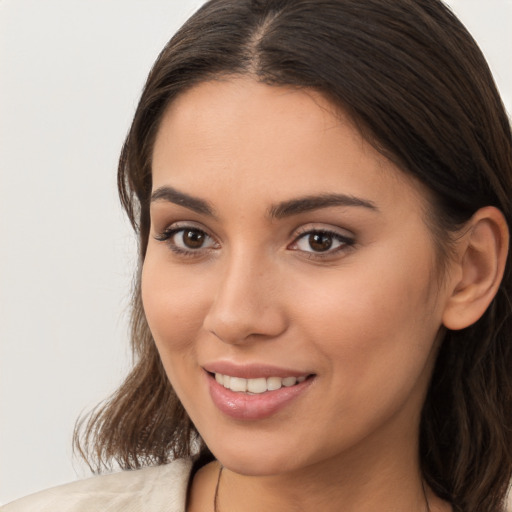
[155,225,218,254]
[308,233,333,252]
[291,229,354,256]
[182,229,206,249]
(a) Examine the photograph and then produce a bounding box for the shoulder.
[2,458,193,512]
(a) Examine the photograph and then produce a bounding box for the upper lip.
[203,361,313,379]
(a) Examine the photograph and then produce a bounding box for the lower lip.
[206,372,314,421]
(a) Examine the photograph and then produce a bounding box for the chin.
[208,441,303,477]
[220,457,294,478]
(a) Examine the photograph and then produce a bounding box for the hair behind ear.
[421,209,512,511]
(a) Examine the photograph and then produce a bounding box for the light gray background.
[1,0,511,505]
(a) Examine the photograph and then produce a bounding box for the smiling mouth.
[212,372,311,394]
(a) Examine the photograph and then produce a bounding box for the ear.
[442,206,509,331]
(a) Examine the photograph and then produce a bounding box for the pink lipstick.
[203,362,315,420]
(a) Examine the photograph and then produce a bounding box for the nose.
[203,250,288,344]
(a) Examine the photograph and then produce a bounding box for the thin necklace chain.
[213,464,223,512]
[213,464,432,512]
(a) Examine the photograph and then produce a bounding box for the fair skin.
[142,78,507,511]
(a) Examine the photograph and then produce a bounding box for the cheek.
[140,252,209,361]
[296,253,442,395]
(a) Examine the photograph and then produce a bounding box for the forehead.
[151,77,427,216]
[155,78,357,161]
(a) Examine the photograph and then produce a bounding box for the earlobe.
[442,206,509,331]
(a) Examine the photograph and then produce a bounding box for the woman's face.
[143,78,453,477]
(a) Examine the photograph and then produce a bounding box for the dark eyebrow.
[151,186,377,219]
[151,186,215,217]
[269,194,378,218]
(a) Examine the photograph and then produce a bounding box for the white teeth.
[214,373,308,393]
[229,377,247,392]
[282,376,297,387]
[267,376,282,391]
[247,377,267,394]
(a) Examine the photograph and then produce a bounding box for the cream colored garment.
[2,458,193,512]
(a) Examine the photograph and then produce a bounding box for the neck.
[217,451,430,512]
[210,421,451,512]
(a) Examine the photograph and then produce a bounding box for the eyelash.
[290,228,355,260]
[153,225,355,260]
[154,225,218,258]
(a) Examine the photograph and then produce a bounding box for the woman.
[4,0,511,511]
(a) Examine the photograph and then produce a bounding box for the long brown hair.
[74,1,512,510]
